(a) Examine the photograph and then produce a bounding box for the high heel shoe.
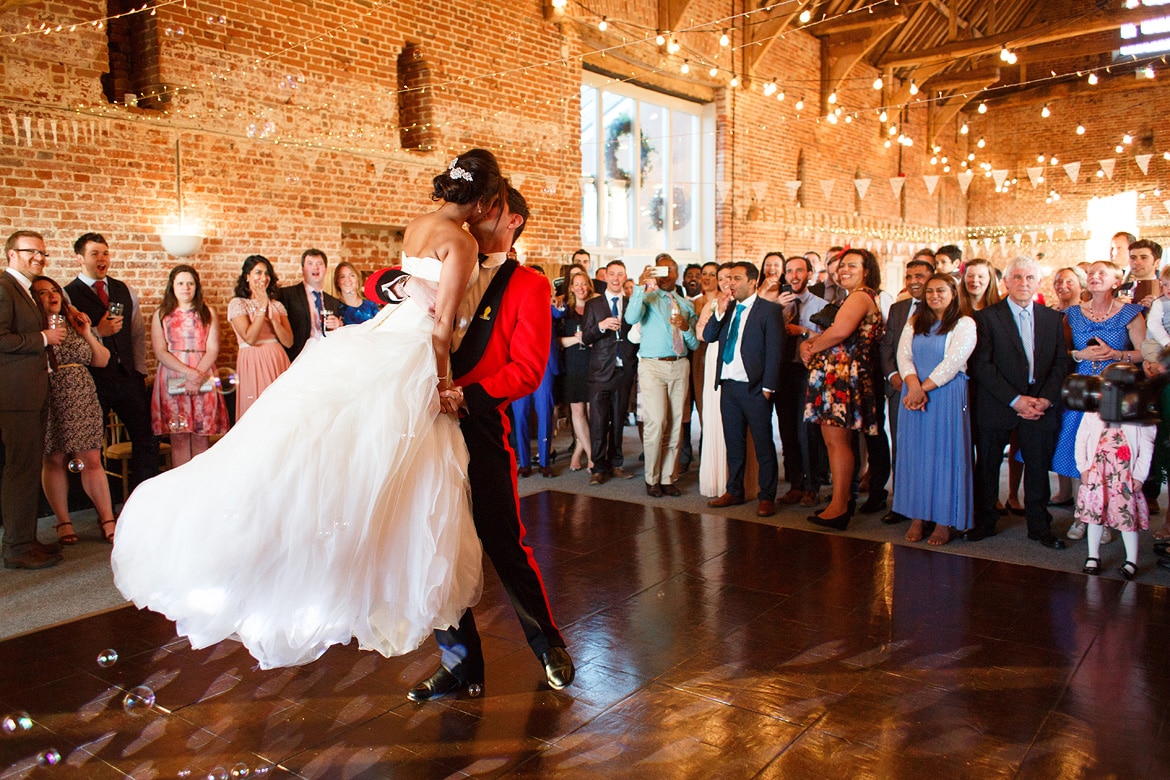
[99,518,116,544]
[808,504,855,531]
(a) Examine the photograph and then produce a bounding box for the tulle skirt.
[112,302,483,669]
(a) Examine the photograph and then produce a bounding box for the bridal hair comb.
[448,158,474,182]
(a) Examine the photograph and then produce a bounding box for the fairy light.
[719,29,729,46]
[776,90,785,101]
[959,120,969,135]
[878,109,888,123]
[1123,133,1134,144]
[872,76,883,90]
[763,81,777,97]
[598,17,608,31]
[729,75,740,88]
[909,79,919,96]
[680,60,689,74]
[709,66,719,78]
[795,96,804,111]
[1040,104,1051,118]
[827,113,838,124]
[977,137,985,148]
[978,102,988,114]
[799,9,811,23]
[1088,72,1099,85]
[1037,154,1045,163]
[827,91,837,104]
[667,38,680,54]
[1076,123,1086,135]
[655,32,666,46]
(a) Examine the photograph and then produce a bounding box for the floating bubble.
[218,15,227,25]
[96,649,119,668]
[208,767,228,780]
[657,590,666,599]
[252,767,272,777]
[168,416,190,433]
[1,711,32,735]
[230,763,251,778]
[177,771,192,779]
[122,686,155,716]
[36,749,61,767]
[67,458,84,473]
[213,368,239,395]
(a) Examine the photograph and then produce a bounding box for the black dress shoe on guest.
[540,647,575,690]
[407,665,483,702]
[881,511,909,525]
[518,466,533,478]
[964,526,997,542]
[540,466,555,478]
[1028,532,1067,550]
[646,483,664,497]
[660,483,681,497]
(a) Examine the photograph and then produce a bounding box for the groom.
[375,185,574,700]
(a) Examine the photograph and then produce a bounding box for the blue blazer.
[703,296,785,396]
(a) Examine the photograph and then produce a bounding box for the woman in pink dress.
[227,255,293,418]
[150,265,229,466]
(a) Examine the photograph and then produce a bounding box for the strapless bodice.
[402,256,443,282]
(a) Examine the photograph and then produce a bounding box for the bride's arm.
[431,235,479,388]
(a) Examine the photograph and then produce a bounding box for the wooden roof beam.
[657,0,693,38]
[923,66,1001,94]
[879,3,1170,69]
[927,96,971,145]
[742,1,814,81]
[819,9,909,113]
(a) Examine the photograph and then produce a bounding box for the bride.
[111,150,507,669]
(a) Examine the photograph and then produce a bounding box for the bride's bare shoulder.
[403,215,476,262]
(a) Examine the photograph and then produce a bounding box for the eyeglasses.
[14,248,49,259]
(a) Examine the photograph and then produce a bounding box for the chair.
[102,411,170,498]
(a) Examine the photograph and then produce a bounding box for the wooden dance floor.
[2,491,1169,778]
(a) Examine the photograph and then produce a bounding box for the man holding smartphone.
[65,233,159,493]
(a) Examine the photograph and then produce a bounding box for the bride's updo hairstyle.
[431,148,505,212]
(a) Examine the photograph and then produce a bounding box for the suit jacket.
[702,296,784,396]
[880,297,917,396]
[277,284,340,362]
[970,299,1069,428]
[454,264,551,415]
[0,272,49,412]
[64,275,143,378]
[580,294,638,385]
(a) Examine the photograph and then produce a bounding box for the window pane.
[637,102,667,249]
[670,111,699,251]
[602,92,635,248]
[580,85,598,246]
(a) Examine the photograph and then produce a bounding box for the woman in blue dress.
[892,274,977,545]
[1054,261,1146,541]
[333,261,381,325]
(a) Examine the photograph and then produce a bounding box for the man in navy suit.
[703,261,785,517]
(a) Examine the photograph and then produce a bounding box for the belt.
[647,356,684,361]
[56,363,84,368]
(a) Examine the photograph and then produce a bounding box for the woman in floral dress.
[799,248,885,530]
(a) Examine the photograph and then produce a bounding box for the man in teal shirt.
[625,253,698,496]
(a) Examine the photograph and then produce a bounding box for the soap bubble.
[122,686,156,716]
[230,763,251,778]
[36,749,61,767]
[208,767,228,780]
[68,458,84,473]
[1,711,32,735]
[168,416,190,433]
[213,368,239,394]
[96,648,118,668]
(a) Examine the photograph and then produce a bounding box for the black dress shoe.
[660,483,681,497]
[964,526,997,542]
[540,647,575,690]
[407,665,483,702]
[646,483,664,497]
[1028,532,1067,550]
[881,511,909,525]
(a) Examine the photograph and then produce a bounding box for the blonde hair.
[565,269,596,310]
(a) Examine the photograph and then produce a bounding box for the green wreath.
[604,115,654,181]
[648,185,691,232]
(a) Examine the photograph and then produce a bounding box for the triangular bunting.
[991,169,1008,189]
[1064,161,1081,184]
[957,170,974,195]
[512,173,527,189]
[1143,205,1153,221]
[7,112,18,145]
[1028,231,1038,244]
[1163,200,1170,216]
[1013,233,1022,247]
[923,175,940,196]
[1045,227,1055,241]
[752,181,769,201]
[70,119,79,144]
[998,236,1008,251]
[50,119,58,147]
[983,237,993,251]
[785,180,801,199]
[22,116,32,146]
[1136,153,1153,175]
[820,179,835,201]
[371,158,388,179]
[716,181,732,201]
[1026,167,1044,188]
[542,176,559,194]
[1099,159,1116,180]
[889,177,905,198]
[853,178,870,200]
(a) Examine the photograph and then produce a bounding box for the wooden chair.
[102,410,170,498]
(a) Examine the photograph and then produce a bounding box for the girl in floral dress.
[1074,411,1155,579]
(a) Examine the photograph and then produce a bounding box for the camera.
[1063,361,1165,425]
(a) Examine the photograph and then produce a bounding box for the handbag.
[809,303,839,331]
[167,376,214,395]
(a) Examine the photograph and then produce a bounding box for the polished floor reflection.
[2,491,1168,778]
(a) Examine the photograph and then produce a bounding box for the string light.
[719,29,729,47]
[909,79,919,96]
[878,109,888,123]
[977,137,986,148]
[999,47,1017,65]
[1123,133,1134,144]
[1040,104,1051,118]
[776,90,785,101]
[729,75,740,88]
[763,81,777,97]
[873,76,883,90]
[655,32,666,46]
[799,9,812,24]
[795,97,804,111]
[598,17,608,32]
[709,66,719,78]
[1088,72,1099,85]
[680,60,689,74]
[1076,123,1086,135]
[827,113,838,124]
[959,121,968,135]
[1144,65,1156,79]
[666,38,680,54]
[827,91,837,104]
[1037,154,1045,163]
[978,102,987,114]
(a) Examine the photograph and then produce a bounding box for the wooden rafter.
[742,1,814,82]
[817,5,909,112]
[657,0,692,36]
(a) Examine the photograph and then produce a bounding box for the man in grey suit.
[1,230,63,569]
[878,252,935,526]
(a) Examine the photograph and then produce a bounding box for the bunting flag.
[820,179,836,201]
[1025,167,1044,188]
[1045,227,1055,241]
[7,112,18,144]
[543,176,558,194]
[372,158,388,179]
[922,175,939,196]
[853,178,870,200]
[752,181,769,201]
[991,169,1008,189]
[1136,153,1153,175]
[957,169,974,195]
[716,181,732,201]
[22,116,32,146]
[512,173,527,189]
[1064,161,1081,184]
[889,177,905,198]
[1013,233,1022,247]
[70,119,79,144]
[998,235,1008,251]
[1142,205,1154,221]
[303,149,320,169]
[785,180,802,199]
[1028,231,1038,244]
[50,119,58,147]
[36,118,45,145]
[983,237,993,251]
[1099,158,1116,180]
[968,239,979,255]
[1163,200,1170,216]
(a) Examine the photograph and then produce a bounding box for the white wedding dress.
[111,257,483,669]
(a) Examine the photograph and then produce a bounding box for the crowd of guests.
[0,230,383,570]
[523,236,1170,579]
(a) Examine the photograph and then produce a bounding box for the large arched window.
[580,74,714,268]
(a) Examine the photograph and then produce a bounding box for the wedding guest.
[958,257,1001,316]
[1075,410,1154,579]
[1051,266,1088,312]
[756,251,786,303]
[333,261,380,325]
[697,264,734,498]
[1054,261,1144,543]
[32,276,117,544]
[583,261,638,483]
[228,255,294,418]
[893,274,976,545]
[150,266,229,467]
[682,263,703,299]
[800,248,885,530]
[1120,238,1161,307]
[1047,265,1091,507]
[558,270,595,472]
[934,244,962,277]
[512,276,559,478]
[277,249,341,361]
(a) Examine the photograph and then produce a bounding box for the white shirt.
[715,293,756,384]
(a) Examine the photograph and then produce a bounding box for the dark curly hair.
[841,247,882,291]
[431,148,505,212]
[234,255,280,299]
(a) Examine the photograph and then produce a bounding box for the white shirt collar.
[4,266,32,291]
[77,272,103,287]
[1006,297,1033,317]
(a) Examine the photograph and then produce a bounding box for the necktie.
[611,296,619,317]
[93,280,109,307]
[1018,307,1035,384]
[723,303,745,364]
[785,298,801,361]
[312,290,324,336]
